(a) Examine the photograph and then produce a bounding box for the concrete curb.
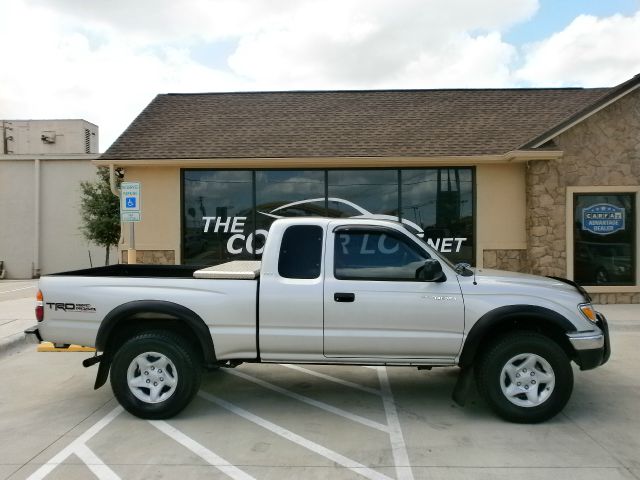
[0,332,30,359]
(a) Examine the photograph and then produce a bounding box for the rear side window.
[278,225,324,279]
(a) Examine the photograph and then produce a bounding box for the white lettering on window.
[227,234,244,254]
[203,217,215,233]
[360,234,375,254]
[231,217,246,233]
[378,234,399,254]
[214,217,232,233]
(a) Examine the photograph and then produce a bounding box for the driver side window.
[334,231,428,281]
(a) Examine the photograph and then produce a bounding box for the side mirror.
[417,259,446,282]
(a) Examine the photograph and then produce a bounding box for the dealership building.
[98,74,640,303]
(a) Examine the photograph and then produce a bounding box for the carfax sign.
[582,203,625,235]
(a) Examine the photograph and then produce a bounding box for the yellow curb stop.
[37,342,96,353]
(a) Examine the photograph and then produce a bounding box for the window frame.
[566,186,640,292]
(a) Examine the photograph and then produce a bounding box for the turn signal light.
[36,290,44,322]
[579,303,597,323]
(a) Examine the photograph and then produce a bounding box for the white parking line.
[27,405,124,480]
[199,391,393,480]
[226,369,389,432]
[74,444,120,480]
[377,367,414,480]
[0,285,36,294]
[281,364,382,396]
[149,420,256,480]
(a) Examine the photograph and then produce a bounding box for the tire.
[110,331,202,419]
[475,332,573,423]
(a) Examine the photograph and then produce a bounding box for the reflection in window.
[401,168,473,264]
[573,193,635,286]
[256,171,325,231]
[334,232,428,280]
[328,170,398,218]
[182,168,476,266]
[183,170,254,265]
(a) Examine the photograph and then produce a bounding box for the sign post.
[120,182,141,264]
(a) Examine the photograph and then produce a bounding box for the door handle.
[334,292,355,302]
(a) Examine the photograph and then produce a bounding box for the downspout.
[109,164,136,264]
[33,158,40,278]
[109,163,119,196]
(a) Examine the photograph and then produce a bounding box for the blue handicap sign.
[126,197,137,209]
[582,203,625,235]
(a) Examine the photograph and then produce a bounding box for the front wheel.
[110,331,202,419]
[476,332,573,423]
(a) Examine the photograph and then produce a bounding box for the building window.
[182,168,475,266]
[573,193,636,286]
[182,170,254,265]
[327,170,398,218]
[401,168,474,265]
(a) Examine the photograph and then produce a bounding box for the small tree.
[79,167,121,265]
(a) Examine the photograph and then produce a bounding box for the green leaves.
[79,167,120,264]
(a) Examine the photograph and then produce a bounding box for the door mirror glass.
[417,259,446,282]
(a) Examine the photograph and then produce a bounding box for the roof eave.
[93,150,563,168]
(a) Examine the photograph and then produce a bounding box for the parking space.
[1,315,639,480]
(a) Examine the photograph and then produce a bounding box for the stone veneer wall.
[121,250,175,265]
[526,89,640,304]
[483,249,528,272]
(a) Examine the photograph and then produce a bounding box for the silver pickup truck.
[25,218,610,423]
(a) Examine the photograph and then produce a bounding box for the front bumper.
[24,326,43,344]
[567,312,611,370]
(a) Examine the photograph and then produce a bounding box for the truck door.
[259,223,326,361]
[323,224,464,360]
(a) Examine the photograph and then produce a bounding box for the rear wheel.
[476,332,573,423]
[110,331,202,419]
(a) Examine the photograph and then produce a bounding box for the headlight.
[579,303,597,323]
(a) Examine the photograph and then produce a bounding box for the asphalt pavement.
[1,280,639,479]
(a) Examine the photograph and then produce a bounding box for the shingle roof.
[101,86,615,160]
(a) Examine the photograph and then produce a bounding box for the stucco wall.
[476,163,528,268]
[0,157,110,278]
[120,167,181,264]
[526,89,640,302]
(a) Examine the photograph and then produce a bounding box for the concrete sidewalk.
[1,279,638,360]
[0,280,38,358]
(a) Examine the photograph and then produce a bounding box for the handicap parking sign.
[120,182,141,222]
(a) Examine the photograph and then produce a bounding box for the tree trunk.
[105,246,110,266]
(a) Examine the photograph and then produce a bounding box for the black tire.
[475,332,573,423]
[110,331,202,419]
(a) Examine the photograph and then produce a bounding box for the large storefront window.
[573,193,636,286]
[182,168,475,266]
[183,170,254,265]
[255,171,325,229]
[327,170,399,218]
[401,168,473,264]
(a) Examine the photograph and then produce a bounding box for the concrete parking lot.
[1,284,639,480]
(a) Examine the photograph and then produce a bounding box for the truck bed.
[50,261,262,280]
[49,264,204,278]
